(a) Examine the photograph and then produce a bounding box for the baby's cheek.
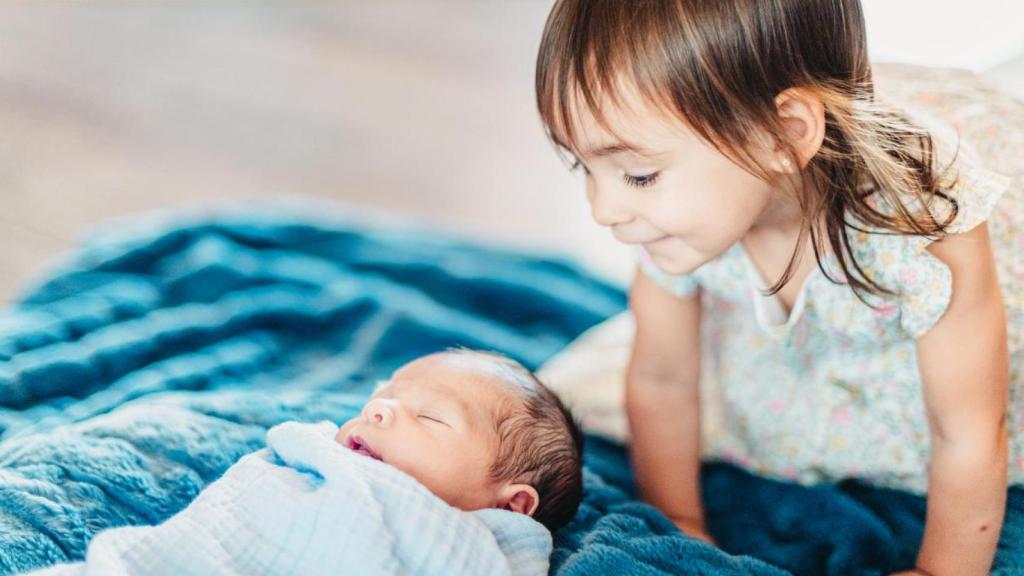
[414,451,468,493]
[402,460,449,499]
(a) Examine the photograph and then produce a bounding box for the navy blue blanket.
[0,207,996,575]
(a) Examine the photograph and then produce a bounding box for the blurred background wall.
[1,0,1022,303]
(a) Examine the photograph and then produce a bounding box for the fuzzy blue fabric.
[0,207,1021,576]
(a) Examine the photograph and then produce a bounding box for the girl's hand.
[670,515,716,545]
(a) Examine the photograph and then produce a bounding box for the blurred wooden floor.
[0,1,1021,303]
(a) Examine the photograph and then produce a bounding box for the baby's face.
[335,354,512,511]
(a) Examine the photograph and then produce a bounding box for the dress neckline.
[734,242,816,335]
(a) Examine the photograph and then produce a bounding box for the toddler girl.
[534,1,1023,575]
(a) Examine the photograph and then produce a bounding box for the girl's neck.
[748,177,807,239]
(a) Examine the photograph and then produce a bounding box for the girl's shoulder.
[872,62,1024,203]
[844,66,1024,340]
[845,139,1011,341]
[856,63,1022,254]
[867,63,1018,231]
[856,115,1013,240]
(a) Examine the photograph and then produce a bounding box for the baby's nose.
[362,398,395,428]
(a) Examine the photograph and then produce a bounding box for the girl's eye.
[417,414,445,425]
[570,159,591,176]
[623,171,661,189]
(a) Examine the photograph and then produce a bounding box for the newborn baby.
[25,349,584,576]
[337,348,585,530]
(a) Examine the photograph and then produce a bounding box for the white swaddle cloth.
[25,420,552,576]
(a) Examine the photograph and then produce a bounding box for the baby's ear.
[499,483,540,517]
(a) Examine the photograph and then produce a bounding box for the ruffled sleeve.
[895,238,955,338]
[939,164,1013,234]
[896,163,1012,338]
[894,103,1013,235]
[637,249,700,298]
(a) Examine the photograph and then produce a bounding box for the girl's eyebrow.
[580,141,662,160]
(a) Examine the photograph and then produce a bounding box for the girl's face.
[560,90,788,276]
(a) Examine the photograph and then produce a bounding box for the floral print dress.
[639,64,1024,493]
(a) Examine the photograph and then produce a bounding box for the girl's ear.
[498,483,540,516]
[772,87,826,173]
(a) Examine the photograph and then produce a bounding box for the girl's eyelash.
[417,414,445,424]
[624,172,661,189]
[570,158,660,189]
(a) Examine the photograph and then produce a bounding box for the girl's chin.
[643,235,675,250]
[644,248,703,276]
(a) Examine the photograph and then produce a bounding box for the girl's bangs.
[535,2,683,160]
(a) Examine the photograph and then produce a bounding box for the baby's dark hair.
[446,349,584,531]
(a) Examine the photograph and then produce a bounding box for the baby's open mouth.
[347,435,384,462]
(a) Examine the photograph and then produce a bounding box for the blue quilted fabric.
[1,207,1019,575]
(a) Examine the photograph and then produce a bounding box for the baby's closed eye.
[417,414,449,426]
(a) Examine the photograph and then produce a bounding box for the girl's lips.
[347,434,384,462]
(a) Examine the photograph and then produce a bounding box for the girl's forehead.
[554,85,693,158]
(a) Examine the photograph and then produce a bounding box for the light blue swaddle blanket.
[24,421,552,576]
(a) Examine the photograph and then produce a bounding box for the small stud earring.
[781,158,792,169]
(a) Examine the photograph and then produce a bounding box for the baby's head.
[336,349,584,530]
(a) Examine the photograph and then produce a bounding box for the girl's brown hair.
[535,0,959,301]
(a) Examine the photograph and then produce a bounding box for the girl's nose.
[588,182,633,227]
[362,398,396,428]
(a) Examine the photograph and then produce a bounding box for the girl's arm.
[913,222,1009,576]
[627,266,709,540]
